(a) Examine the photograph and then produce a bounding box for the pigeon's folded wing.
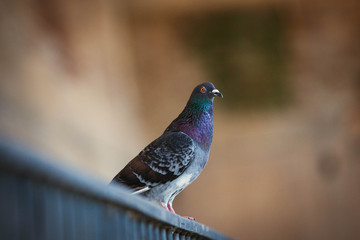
[111,131,195,192]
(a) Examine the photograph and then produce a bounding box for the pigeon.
[110,82,223,216]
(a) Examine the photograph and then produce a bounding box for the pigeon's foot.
[160,202,168,210]
[161,202,195,220]
[167,203,176,213]
[159,202,176,214]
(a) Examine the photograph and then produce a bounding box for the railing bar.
[32,181,46,240]
[0,143,232,240]
[160,227,167,240]
[147,222,154,240]
[44,185,63,240]
[82,196,92,240]
[73,194,83,239]
[23,180,36,240]
[124,212,132,240]
[139,219,147,240]
[87,198,98,240]
[154,224,161,240]
[167,228,174,240]
[62,191,76,240]
[0,174,19,240]
[94,202,103,240]
[112,208,122,240]
[174,232,180,240]
[131,216,138,240]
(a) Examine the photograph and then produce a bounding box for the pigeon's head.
[190,82,223,104]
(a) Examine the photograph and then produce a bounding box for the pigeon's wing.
[110,131,195,192]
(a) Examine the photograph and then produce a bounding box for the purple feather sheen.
[165,101,214,150]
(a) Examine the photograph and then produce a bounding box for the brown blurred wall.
[0,0,146,177]
[1,0,360,240]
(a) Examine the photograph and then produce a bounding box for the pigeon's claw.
[183,216,196,221]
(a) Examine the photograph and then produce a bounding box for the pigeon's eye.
[200,87,206,93]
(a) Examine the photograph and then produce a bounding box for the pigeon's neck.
[166,100,214,149]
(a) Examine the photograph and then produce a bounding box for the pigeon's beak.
[211,89,223,98]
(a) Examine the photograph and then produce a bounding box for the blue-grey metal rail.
[0,140,231,240]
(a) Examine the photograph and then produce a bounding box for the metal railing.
[0,140,231,240]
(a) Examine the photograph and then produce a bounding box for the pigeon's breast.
[178,123,213,150]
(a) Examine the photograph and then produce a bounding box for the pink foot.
[183,216,196,221]
[160,202,167,210]
[159,202,176,214]
[161,202,195,220]
[167,203,176,213]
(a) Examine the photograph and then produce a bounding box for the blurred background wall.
[1,0,360,239]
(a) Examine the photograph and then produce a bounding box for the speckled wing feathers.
[111,132,195,191]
